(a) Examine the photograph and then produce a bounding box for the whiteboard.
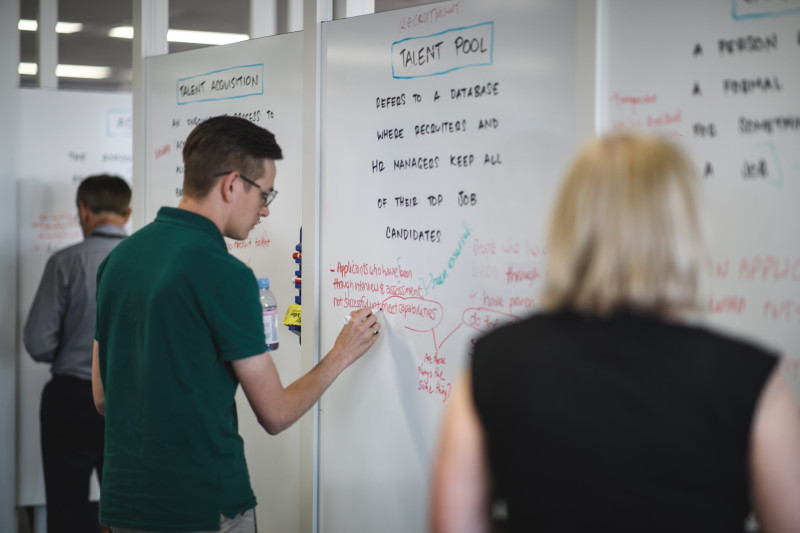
[16,88,133,506]
[145,32,304,532]
[598,0,800,397]
[319,1,580,531]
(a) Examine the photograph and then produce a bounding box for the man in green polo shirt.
[91,115,381,532]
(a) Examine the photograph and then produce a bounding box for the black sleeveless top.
[472,310,777,533]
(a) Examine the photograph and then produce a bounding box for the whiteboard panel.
[16,88,133,506]
[145,33,304,532]
[319,1,579,531]
[598,0,800,396]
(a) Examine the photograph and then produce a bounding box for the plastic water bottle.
[258,278,279,351]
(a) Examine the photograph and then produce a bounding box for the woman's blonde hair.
[541,133,708,315]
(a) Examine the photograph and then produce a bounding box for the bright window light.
[18,19,84,33]
[18,62,112,79]
[56,22,84,34]
[18,20,37,31]
[108,26,134,39]
[56,64,111,79]
[108,26,248,45]
[167,29,249,45]
[18,62,37,75]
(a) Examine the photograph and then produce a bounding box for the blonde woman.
[431,134,800,533]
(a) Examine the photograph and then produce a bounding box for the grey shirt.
[24,224,127,380]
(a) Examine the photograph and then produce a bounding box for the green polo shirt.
[95,207,267,531]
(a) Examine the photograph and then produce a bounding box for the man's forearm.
[91,341,105,416]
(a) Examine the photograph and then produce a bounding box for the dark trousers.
[40,375,105,533]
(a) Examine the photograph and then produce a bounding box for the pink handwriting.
[435,381,451,402]
[525,243,548,257]
[502,239,519,255]
[708,295,747,314]
[462,306,520,333]
[472,261,498,280]
[739,256,800,282]
[399,1,461,31]
[226,237,271,251]
[332,260,412,279]
[508,295,537,315]
[473,238,496,257]
[155,143,171,160]
[646,109,682,128]
[417,351,452,403]
[418,365,433,379]
[332,295,385,310]
[32,213,78,232]
[331,278,423,298]
[505,265,541,286]
[609,91,657,113]
[381,296,444,331]
[707,259,730,280]
[763,300,800,321]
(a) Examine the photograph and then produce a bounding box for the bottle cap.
[257,278,270,290]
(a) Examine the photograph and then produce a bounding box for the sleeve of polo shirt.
[208,265,268,362]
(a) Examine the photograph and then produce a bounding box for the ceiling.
[18,0,434,93]
[19,0,254,92]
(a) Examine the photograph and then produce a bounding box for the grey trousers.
[111,508,257,533]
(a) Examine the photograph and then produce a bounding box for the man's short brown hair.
[182,115,284,198]
[76,174,131,216]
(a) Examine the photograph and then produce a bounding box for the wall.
[2,0,21,529]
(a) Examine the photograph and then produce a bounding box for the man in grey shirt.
[24,174,131,533]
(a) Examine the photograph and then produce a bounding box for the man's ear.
[219,171,238,203]
[77,201,91,222]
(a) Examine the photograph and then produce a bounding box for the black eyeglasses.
[214,171,278,207]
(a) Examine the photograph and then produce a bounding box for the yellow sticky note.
[283,303,301,327]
